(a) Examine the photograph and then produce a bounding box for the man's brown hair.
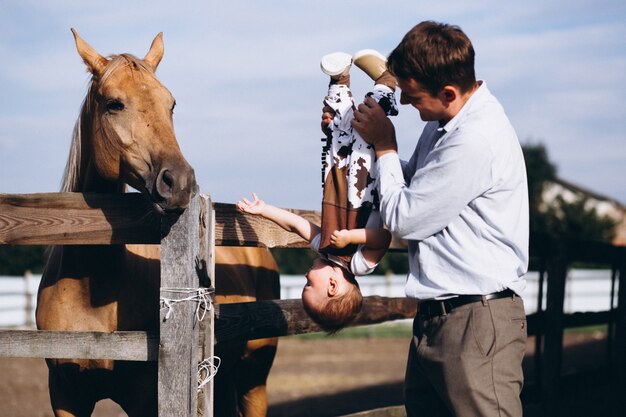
[387,21,476,96]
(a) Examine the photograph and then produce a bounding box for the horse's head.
[71,29,198,213]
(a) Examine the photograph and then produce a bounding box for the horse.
[36,29,279,417]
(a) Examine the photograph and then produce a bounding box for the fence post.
[197,195,215,417]
[158,195,201,417]
[610,246,626,416]
[541,238,569,417]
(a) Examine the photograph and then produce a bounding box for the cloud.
[1,0,625,207]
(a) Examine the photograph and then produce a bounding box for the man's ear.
[440,86,458,104]
[327,276,339,296]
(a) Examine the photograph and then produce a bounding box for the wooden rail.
[0,193,407,249]
[0,192,416,417]
[2,193,626,416]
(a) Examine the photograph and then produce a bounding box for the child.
[236,193,391,333]
[318,49,398,259]
[238,50,398,333]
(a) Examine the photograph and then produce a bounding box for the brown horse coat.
[36,30,279,417]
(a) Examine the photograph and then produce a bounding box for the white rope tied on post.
[197,356,221,392]
[159,287,214,321]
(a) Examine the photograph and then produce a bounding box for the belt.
[418,289,516,318]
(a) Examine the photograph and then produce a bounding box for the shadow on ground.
[268,336,616,417]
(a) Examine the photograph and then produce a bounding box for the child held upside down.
[236,193,391,333]
[237,50,398,333]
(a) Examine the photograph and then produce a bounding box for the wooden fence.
[523,235,626,416]
[0,192,417,417]
[1,193,625,416]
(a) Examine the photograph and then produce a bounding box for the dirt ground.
[0,331,611,417]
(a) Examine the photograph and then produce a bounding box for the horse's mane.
[61,54,155,192]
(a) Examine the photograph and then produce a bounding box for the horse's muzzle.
[154,164,198,212]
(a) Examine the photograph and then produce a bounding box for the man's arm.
[353,96,398,158]
[237,194,320,242]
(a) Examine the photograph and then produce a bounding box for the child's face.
[301,258,348,311]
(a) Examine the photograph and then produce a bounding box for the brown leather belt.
[418,289,516,318]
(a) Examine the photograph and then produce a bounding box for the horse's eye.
[106,99,125,112]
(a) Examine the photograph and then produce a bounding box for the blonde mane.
[60,54,155,192]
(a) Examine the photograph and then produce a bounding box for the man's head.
[387,21,477,122]
[302,258,363,334]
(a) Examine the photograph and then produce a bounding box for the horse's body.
[36,30,279,417]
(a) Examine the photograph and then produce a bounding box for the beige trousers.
[404,295,527,417]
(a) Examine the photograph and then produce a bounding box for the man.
[352,21,529,417]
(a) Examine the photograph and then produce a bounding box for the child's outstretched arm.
[330,228,392,265]
[237,193,321,243]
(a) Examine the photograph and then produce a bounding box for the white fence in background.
[282,269,619,316]
[0,269,619,328]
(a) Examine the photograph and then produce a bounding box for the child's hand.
[236,193,266,216]
[330,229,352,249]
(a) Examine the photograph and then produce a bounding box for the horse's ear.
[71,28,108,76]
[144,32,164,72]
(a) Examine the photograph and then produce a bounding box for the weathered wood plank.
[0,193,408,250]
[213,202,408,250]
[158,196,201,417]
[214,296,417,343]
[0,192,160,244]
[0,330,157,361]
[213,202,316,248]
[197,195,215,417]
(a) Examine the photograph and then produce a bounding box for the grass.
[564,324,608,334]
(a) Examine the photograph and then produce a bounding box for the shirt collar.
[438,80,487,134]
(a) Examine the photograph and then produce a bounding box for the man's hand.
[236,193,266,216]
[352,96,398,158]
[321,105,335,136]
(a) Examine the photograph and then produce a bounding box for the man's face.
[398,78,447,122]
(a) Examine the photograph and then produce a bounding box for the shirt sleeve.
[310,233,321,254]
[376,131,494,240]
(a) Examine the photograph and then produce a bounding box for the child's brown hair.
[303,267,363,334]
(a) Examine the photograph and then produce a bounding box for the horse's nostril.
[162,169,174,189]
[156,168,174,200]
[155,165,197,210]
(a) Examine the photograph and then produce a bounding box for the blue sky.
[1,0,625,210]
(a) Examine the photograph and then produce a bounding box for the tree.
[522,143,617,243]
[523,143,558,238]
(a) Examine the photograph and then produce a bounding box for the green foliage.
[523,143,556,214]
[539,195,617,241]
[270,248,318,275]
[0,245,48,275]
[522,142,618,243]
[374,250,409,275]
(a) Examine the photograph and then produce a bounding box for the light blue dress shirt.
[376,81,529,300]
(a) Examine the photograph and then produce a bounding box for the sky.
[1,0,625,211]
